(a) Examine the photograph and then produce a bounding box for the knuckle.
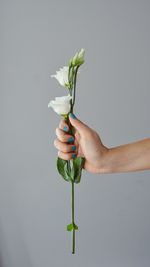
[59,135,66,142]
[60,120,69,132]
[65,153,71,160]
[55,128,66,141]
[54,138,58,145]
[59,121,63,129]
[59,119,65,129]
[58,150,71,160]
[55,127,59,135]
[58,151,61,157]
[53,139,57,147]
[63,145,70,153]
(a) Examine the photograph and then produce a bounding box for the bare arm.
[100,138,150,174]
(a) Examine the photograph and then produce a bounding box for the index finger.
[59,118,70,132]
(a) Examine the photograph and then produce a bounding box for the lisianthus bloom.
[51,66,69,88]
[48,94,72,115]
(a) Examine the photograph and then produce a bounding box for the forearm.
[100,138,150,174]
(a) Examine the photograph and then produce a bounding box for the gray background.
[0,0,150,266]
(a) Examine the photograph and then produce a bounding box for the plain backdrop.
[0,0,150,266]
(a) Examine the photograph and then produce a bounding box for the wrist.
[98,146,111,174]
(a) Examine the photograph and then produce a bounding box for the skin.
[54,114,150,174]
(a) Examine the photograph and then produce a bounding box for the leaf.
[70,159,75,179]
[57,157,72,182]
[57,157,85,183]
[72,157,85,184]
[67,223,73,231]
[64,162,73,181]
[66,223,78,231]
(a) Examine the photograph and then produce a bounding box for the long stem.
[68,65,80,254]
[71,181,75,254]
[65,117,75,254]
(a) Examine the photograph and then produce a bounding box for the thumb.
[69,113,88,135]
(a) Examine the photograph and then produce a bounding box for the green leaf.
[66,223,78,231]
[64,162,73,181]
[72,157,85,184]
[57,157,72,182]
[67,223,73,231]
[57,157,85,183]
[69,159,74,179]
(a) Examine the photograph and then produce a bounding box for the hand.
[54,113,109,173]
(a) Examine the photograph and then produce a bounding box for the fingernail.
[72,153,77,159]
[71,145,76,151]
[68,137,74,143]
[63,126,68,132]
[70,113,77,119]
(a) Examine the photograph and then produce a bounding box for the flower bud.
[71,48,85,67]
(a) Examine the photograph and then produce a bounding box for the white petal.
[48,101,53,108]
[50,66,69,87]
[48,94,72,115]
[55,95,72,102]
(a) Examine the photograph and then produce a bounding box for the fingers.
[54,139,77,153]
[54,118,78,160]
[54,137,77,160]
[58,151,77,160]
[55,128,74,143]
[59,119,69,132]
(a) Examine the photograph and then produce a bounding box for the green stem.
[64,117,75,254]
[72,66,79,108]
[71,180,75,254]
[67,65,80,254]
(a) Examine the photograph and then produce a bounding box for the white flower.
[48,94,72,115]
[51,66,69,88]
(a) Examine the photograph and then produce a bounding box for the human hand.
[54,113,109,173]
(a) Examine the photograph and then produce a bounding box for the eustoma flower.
[48,48,85,254]
[51,66,70,88]
[48,95,72,115]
